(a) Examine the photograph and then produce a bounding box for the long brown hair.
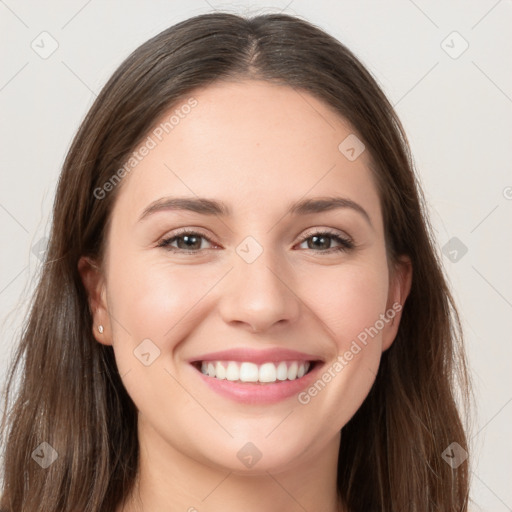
[0,12,471,511]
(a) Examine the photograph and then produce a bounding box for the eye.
[296,229,354,254]
[157,228,354,255]
[157,229,217,254]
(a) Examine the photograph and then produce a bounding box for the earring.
[98,325,104,334]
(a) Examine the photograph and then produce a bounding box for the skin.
[79,80,412,512]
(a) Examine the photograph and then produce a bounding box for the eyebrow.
[138,195,372,227]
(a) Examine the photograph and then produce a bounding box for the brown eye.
[158,230,215,253]
[297,231,354,253]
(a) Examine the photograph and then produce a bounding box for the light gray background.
[1,1,511,510]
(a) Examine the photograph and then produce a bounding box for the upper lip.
[189,347,322,365]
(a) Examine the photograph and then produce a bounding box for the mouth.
[188,348,323,404]
[191,359,318,384]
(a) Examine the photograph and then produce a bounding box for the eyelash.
[157,227,354,255]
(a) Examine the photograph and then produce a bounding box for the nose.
[218,249,301,334]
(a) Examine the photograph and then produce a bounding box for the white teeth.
[226,361,239,381]
[277,361,288,380]
[198,360,312,383]
[259,362,277,383]
[239,362,259,382]
[287,362,298,380]
[215,361,226,380]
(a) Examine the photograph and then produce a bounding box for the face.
[80,79,410,474]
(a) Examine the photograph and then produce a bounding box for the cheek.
[104,253,224,417]
[109,258,218,336]
[301,258,389,347]
[290,263,389,436]
[106,250,224,354]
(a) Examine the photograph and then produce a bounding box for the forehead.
[111,79,381,226]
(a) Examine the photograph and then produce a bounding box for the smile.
[189,347,323,404]
[199,360,312,383]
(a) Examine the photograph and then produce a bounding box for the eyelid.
[298,226,352,243]
[166,226,212,239]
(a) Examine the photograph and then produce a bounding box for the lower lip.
[193,363,322,404]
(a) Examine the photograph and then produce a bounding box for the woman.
[0,12,471,512]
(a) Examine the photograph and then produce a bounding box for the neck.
[117,415,343,512]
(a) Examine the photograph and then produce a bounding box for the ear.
[78,256,113,346]
[381,255,412,352]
